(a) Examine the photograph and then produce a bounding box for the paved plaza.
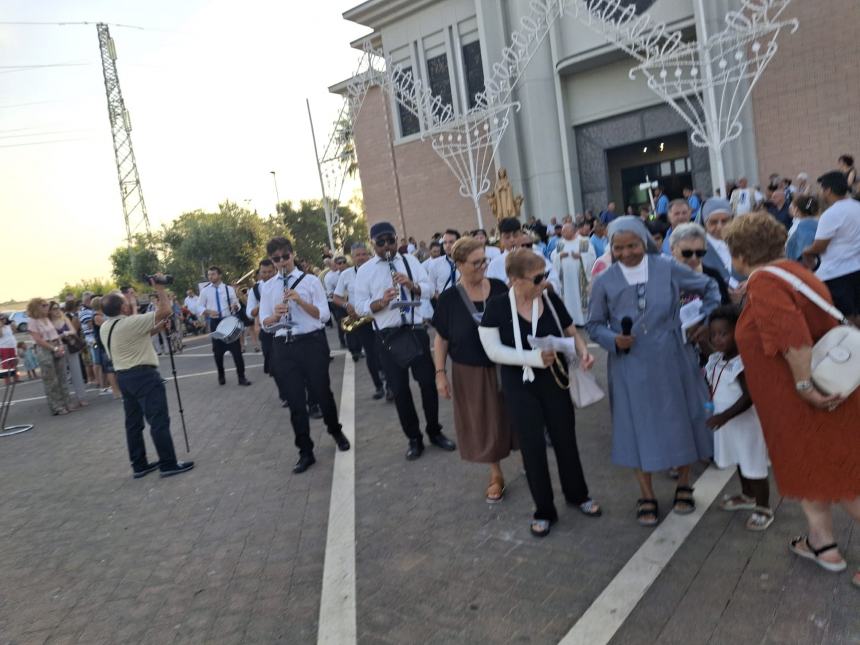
[0,331,857,645]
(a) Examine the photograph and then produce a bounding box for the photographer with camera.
[100,275,194,479]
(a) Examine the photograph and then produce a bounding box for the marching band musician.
[198,266,252,387]
[333,242,386,400]
[324,255,349,349]
[259,236,350,473]
[354,222,457,461]
[426,228,461,304]
[246,259,276,375]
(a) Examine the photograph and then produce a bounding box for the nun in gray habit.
[586,216,720,526]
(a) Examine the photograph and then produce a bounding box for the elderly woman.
[587,217,720,526]
[670,223,731,305]
[701,198,743,291]
[26,298,74,415]
[480,249,600,537]
[433,237,513,503]
[723,212,860,587]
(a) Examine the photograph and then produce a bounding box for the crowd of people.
[4,156,858,589]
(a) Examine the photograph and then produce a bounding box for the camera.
[142,274,174,285]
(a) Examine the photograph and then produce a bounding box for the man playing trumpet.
[333,242,385,400]
[259,236,350,473]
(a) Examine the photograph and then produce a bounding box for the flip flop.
[789,535,846,572]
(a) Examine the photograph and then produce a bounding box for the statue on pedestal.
[486,168,524,222]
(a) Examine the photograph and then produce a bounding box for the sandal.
[673,486,696,515]
[719,494,756,511]
[789,536,847,572]
[746,507,774,531]
[485,479,505,504]
[529,519,553,538]
[636,498,659,527]
[578,499,602,517]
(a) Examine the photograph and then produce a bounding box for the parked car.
[9,312,29,333]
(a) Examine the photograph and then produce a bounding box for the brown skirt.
[451,361,515,463]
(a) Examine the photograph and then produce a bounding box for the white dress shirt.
[426,255,459,296]
[334,266,359,303]
[259,269,329,337]
[354,252,432,329]
[198,283,239,319]
[484,245,501,260]
[486,249,561,292]
[245,282,261,320]
[183,295,202,316]
[324,269,341,298]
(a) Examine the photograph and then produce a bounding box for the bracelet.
[435,369,446,375]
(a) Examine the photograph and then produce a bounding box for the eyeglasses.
[271,253,291,263]
[530,271,550,285]
[680,249,707,259]
[375,235,397,246]
[467,257,488,269]
[637,283,647,311]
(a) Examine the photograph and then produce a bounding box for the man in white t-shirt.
[729,177,757,216]
[803,170,860,324]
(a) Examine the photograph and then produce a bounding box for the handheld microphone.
[620,316,633,355]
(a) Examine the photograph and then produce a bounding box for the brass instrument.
[340,313,373,333]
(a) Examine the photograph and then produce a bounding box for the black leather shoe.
[372,387,385,400]
[331,431,350,451]
[217,374,226,386]
[308,405,323,420]
[292,454,316,474]
[351,353,361,362]
[428,432,456,452]
[281,400,290,408]
[405,439,424,461]
[385,388,395,402]
[238,377,252,386]
[160,461,195,478]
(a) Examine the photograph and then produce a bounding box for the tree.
[58,277,118,300]
[161,201,269,293]
[277,199,367,265]
[109,234,161,291]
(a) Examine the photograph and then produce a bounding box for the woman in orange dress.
[724,212,860,588]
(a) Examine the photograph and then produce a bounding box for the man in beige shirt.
[100,275,194,479]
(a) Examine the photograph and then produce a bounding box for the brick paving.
[0,331,856,644]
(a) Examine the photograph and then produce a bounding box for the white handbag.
[541,293,605,408]
[761,266,860,397]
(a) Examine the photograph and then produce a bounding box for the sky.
[0,0,369,302]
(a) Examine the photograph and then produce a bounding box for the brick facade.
[751,0,860,187]
[353,87,495,242]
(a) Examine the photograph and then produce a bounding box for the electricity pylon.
[96,22,151,247]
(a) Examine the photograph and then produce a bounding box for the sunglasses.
[271,253,291,263]
[529,271,550,285]
[375,235,397,246]
[680,249,707,259]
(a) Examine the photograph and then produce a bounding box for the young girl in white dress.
[705,306,773,531]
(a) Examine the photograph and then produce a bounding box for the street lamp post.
[269,171,281,215]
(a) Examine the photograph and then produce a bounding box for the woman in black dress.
[479,249,601,537]
[433,237,513,503]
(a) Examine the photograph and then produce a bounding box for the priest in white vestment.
[550,223,596,326]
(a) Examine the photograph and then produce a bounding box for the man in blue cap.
[354,221,457,460]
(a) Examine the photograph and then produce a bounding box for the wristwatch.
[795,380,813,392]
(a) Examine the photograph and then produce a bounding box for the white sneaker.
[99,387,112,396]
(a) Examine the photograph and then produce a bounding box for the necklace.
[708,356,734,400]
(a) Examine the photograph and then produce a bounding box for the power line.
[0,63,93,74]
[0,101,59,109]
[0,20,181,33]
[0,137,92,149]
[0,128,95,140]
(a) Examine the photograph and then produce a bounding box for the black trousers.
[377,327,439,440]
[349,323,383,389]
[117,367,178,470]
[259,328,273,375]
[209,318,245,379]
[329,302,348,346]
[271,330,340,455]
[504,370,589,521]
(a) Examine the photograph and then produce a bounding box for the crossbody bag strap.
[106,319,121,361]
[455,284,481,324]
[289,272,307,291]
[760,266,850,325]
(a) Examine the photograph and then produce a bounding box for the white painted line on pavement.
[4,364,263,406]
[317,354,357,645]
[559,465,734,645]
